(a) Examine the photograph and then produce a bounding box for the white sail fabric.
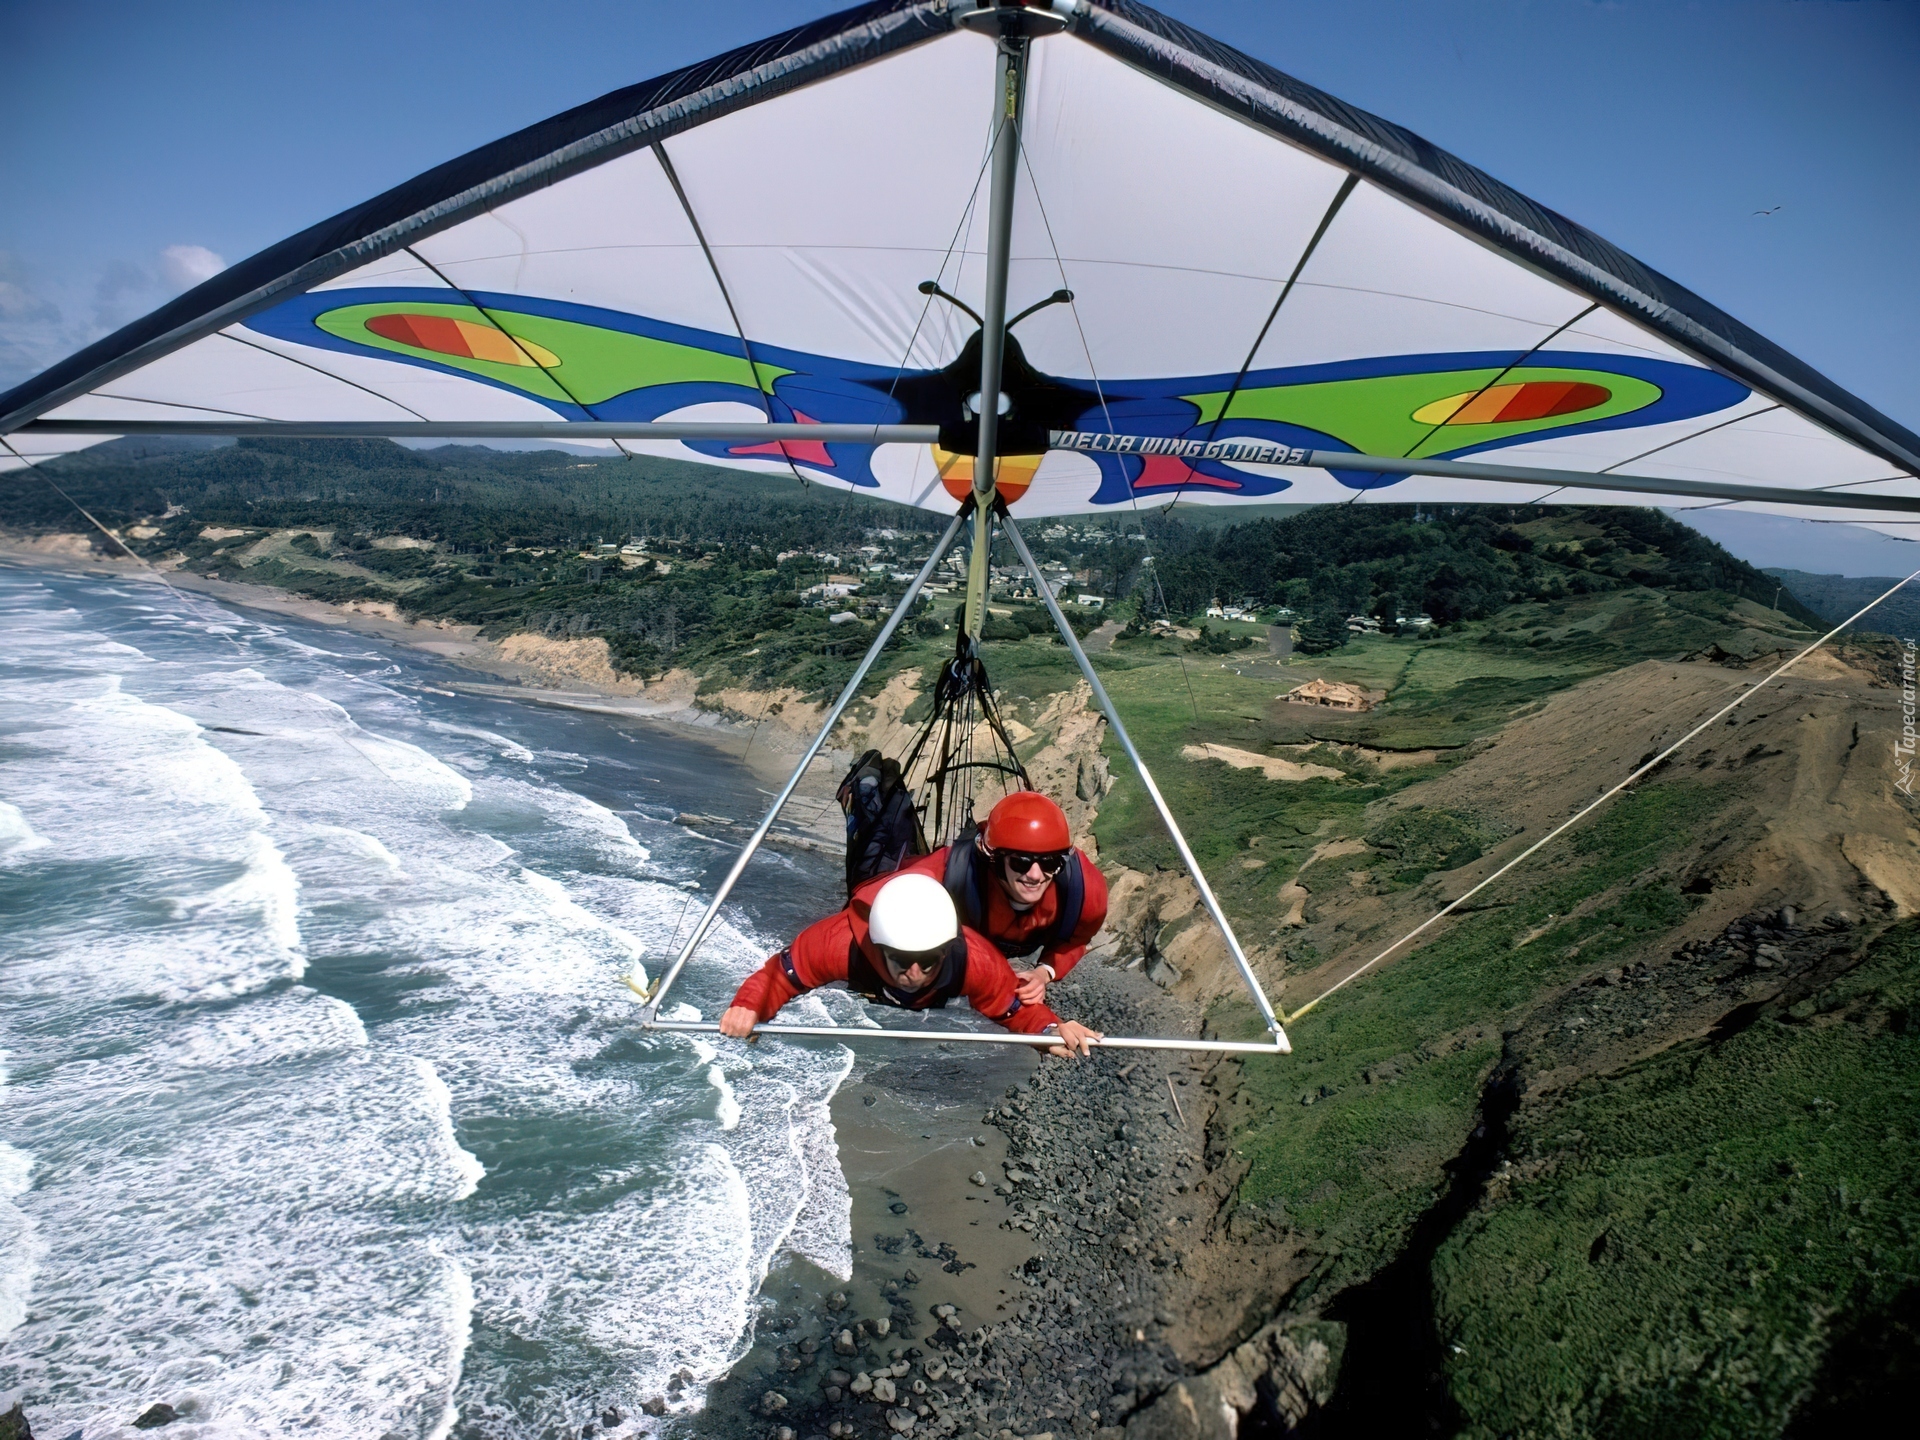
[4,1,1915,538]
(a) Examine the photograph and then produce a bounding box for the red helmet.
[984,791,1070,853]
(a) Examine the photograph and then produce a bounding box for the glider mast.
[962,12,1033,642]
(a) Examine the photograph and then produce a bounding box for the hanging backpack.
[836,749,927,896]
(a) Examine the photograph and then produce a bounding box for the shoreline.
[2,540,1322,1437]
[690,966,1326,1440]
[0,538,855,837]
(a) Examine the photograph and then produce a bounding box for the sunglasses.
[879,945,945,975]
[999,849,1069,879]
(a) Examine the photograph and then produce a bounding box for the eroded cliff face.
[492,633,644,693]
[979,645,1920,1439]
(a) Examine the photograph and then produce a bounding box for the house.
[1205,604,1225,619]
[1222,605,1248,620]
[1346,614,1382,634]
[803,575,863,599]
[1284,678,1375,712]
[1397,613,1436,630]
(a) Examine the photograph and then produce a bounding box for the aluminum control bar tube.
[24,418,1918,516]
[18,419,940,445]
[639,507,967,1024]
[641,1019,1286,1056]
[1043,432,1920,516]
[999,510,1292,1052]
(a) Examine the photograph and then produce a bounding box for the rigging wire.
[652,140,810,493]
[1016,136,1198,718]
[1525,403,1783,511]
[0,437,254,661]
[1279,563,1920,1024]
[403,245,640,465]
[1190,172,1361,510]
[1353,302,1601,516]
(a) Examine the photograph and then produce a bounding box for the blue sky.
[2,0,1915,572]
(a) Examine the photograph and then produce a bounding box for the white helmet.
[867,872,959,954]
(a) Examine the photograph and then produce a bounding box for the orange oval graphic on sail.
[935,448,1040,504]
[365,312,561,369]
[1412,380,1610,426]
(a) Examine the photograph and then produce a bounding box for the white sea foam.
[518,866,648,963]
[166,989,368,1070]
[0,573,865,1433]
[708,1065,743,1131]
[0,1032,478,1437]
[0,803,47,858]
[427,719,535,764]
[304,823,406,873]
[415,1058,486,1202]
[0,1144,44,1340]
[425,1247,475,1440]
[0,677,307,1004]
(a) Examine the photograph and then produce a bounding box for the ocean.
[0,561,879,1438]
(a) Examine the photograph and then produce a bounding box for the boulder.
[0,1401,32,1440]
[835,1329,859,1356]
[1123,1318,1344,1439]
[641,1397,668,1418]
[826,1291,849,1312]
[970,1170,988,1187]
[873,1377,898,1404]
[132,1405,178,1431]
[761,1391,789,1414]
[829,1370,852,1387]
[885,1409,916,1434]
[850,1374,875,1396]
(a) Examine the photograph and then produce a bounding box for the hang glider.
[10,0,1915,1059]
[3,0,1916,537]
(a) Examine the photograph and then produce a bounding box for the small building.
[1285,678,1375,712]
[1205,604,1225,619]
[803,575,863,599]
[1074,593,1106,609]
[1346,614,1381,634]
[827,611,862,625]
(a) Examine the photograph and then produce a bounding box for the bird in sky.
[1752,205,1784,216]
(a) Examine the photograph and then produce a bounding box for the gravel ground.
[690,963,1259,1440]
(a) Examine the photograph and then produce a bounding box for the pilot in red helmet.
[853,790,1108,1006]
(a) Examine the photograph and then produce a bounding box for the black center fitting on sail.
[894,283,1086,457]
[877,324,1092,457]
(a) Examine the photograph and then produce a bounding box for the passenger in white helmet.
[719,871,1102,1057]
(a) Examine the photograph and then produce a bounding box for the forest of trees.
[1136,502,1819,648]
[2,437,1817,682]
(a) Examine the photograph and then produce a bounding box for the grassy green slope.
[1435,922,1920,1438]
